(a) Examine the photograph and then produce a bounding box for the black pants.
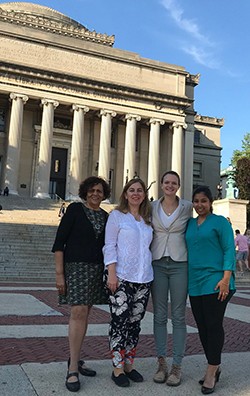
[189,291,234,365]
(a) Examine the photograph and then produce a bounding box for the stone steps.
[0,196,114,283]
[1,195,247,285]
[0,196,61,283]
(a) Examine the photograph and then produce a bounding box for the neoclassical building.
[0,2,223,202]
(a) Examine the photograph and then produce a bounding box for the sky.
[1,0,249,169]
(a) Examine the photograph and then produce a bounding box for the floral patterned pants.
[108,279,151,368]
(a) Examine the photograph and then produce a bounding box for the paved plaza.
[0,283,249,396]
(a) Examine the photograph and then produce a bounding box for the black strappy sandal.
[65,371,80,392]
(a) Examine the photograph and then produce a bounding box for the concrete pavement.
[0,283,249,396]
[1,353,250,396]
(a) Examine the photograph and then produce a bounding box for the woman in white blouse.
[103,178,153,388]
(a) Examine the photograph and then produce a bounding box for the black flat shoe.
[65,372,80,392]
[111,372,130,387]
[201,384,215,394]
[78,360,96,377]
[199,368,221,386]
[125,369,144,382]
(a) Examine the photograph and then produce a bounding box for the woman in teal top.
[185,186,235,395]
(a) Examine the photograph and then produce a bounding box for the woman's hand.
[56,273,66,295]
[106,263,118,293]
[107,272,119,294]
[215,279,229,301]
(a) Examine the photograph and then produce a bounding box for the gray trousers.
[151,257,188,366]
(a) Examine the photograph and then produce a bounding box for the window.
[54,116,71,129]
[194,130,201,144]
[0,156,2,183]
[136,127,140,152]
[0,109,6,132]
[109,169,114,191]
[193,162,202,178]
[54,159,60,173]
[111,126,117,148]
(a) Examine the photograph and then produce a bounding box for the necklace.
[162,199,178,216]
[84,202,100,211]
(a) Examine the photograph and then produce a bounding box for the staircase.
[0,195,61,283]
[1,196,247,285]
[0,195,114,284]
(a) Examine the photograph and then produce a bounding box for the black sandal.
[78,359,96,377]
[125,369,144,382]
[111,372,130,387]
[65,371,80,392]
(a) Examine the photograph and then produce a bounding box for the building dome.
[0,2,85,28]
[0,2,115,45]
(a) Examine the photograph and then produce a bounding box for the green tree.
[231,133,250,227]
[231,132,250,166]
[234,158,250,227]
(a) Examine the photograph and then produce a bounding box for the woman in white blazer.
[151,171,193,387]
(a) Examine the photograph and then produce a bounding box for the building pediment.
[0,2,115,46]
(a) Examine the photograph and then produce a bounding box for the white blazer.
[151,197,193,262]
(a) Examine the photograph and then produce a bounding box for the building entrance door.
[49,147,67,199]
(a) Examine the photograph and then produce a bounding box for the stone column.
[183,126,194,200]
[98,109,116,181]
[123,114,141,184]
[5,93,28,195]
[68,104,89,200]
[35,99,59,199]
[171,121,187,197]
[147,118,165,200]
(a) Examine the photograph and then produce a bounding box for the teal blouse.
[185,214,236,296]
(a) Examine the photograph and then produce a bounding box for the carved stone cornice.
[186,73,200,86]
[195,114,224,127]
[0,6,115,47]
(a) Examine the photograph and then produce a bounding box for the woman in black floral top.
[52,176,110,392]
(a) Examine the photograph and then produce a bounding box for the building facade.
[193,115,223,197]
[0,2,223,202]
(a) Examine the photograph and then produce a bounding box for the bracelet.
[221,282,229,286]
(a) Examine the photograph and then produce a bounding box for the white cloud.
[160,0,218,68]
[160,0,213,44]
[182,45,220,69]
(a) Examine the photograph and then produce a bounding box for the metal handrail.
[50,193,64,202]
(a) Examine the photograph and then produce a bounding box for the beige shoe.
[153,357,168,383]
[166,364,181,386]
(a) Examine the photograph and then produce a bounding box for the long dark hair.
[192,185,213,213]
[116,178,151,224]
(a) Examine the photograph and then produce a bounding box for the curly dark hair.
[78,176,111,200]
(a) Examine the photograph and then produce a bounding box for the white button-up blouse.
[103,210,153,283]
